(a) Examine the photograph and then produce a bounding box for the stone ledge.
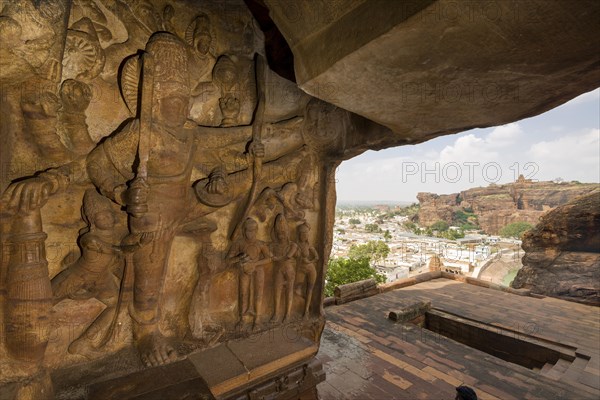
[325,270,537,308]
[86,325,320,400]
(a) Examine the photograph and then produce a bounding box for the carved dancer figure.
[227,218,271,328]
[51,189,122,358]
[271,214,298,323]
[296,222,318,318]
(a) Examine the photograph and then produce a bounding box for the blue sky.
[336,89,600,203]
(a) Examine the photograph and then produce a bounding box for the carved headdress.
[186,13,212,45]
[298,221,311,233]
[272,214,289,241]
[145,32,190,98]
[120,32,190,115]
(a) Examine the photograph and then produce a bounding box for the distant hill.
[416,177,599,235]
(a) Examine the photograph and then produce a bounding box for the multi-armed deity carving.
[0,1,349,398]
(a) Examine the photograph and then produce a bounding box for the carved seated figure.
[227,218,272,328]
[51,188,122,358]
[296,222,318,318]
[271,214,298,323]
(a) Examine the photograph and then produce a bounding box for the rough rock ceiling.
[256,0,600,145]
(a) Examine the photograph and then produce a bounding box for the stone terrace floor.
[315,278,600,399]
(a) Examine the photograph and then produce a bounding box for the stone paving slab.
[316,278,600,399]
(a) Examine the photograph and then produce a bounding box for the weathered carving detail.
[185,219,225,345]
[57,79,95,155]
[1,207,54,398]
[271,214,297,323]
[228,218,272,329]
[51,189,123,358]
[1,1,334,397]
[296,222,318,318]
[186,13,217,91]
[62,17,106,81]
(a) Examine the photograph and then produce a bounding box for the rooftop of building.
[316,277,600,399]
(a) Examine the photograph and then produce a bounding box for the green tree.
[365,223,380,233]
[499,221,534,239]
[430,220,449,232]
[383,230,392,241]
[324,257,387,297]
[349,218,361,225]
[396,203,420,218]
[442,229,465,240]
[403,221,420,234]
[348,240,390,264]
[453,209,479,229]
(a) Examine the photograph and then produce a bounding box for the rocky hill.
[512,190,600,305]
[417,177,599,234]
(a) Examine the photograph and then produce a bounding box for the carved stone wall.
[0,1,375,397]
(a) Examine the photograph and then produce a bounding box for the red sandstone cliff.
[511,190,600,306]
[417,179,598,234]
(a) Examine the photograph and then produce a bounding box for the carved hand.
[126,178,149,217]
[242,262,256,274]
[2,177,54,213]
[248,140,265,158]
[219,95,240,118]
[206,169,229,195]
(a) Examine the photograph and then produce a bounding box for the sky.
[336,88,600,204]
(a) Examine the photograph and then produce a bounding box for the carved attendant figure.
[271,214,297,323]
[228,218,271,328]
[296,222,318,318]
[51,188,122,358]
[186,12,216,93]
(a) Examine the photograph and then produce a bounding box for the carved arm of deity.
[1,156,87,213]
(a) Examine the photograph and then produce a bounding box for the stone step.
[540,358,572,380]
[540,362,555,374]
[561,356,591,384]
[552,358,573,373]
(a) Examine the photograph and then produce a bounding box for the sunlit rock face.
[417,180,599,234]
[512,190,600,306]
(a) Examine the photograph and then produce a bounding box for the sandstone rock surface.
[417,180,598,234]
[512,191,600,305]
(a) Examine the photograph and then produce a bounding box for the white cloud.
[336,118,599,202]
[528,129,600,182]
[486,123,522,147]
